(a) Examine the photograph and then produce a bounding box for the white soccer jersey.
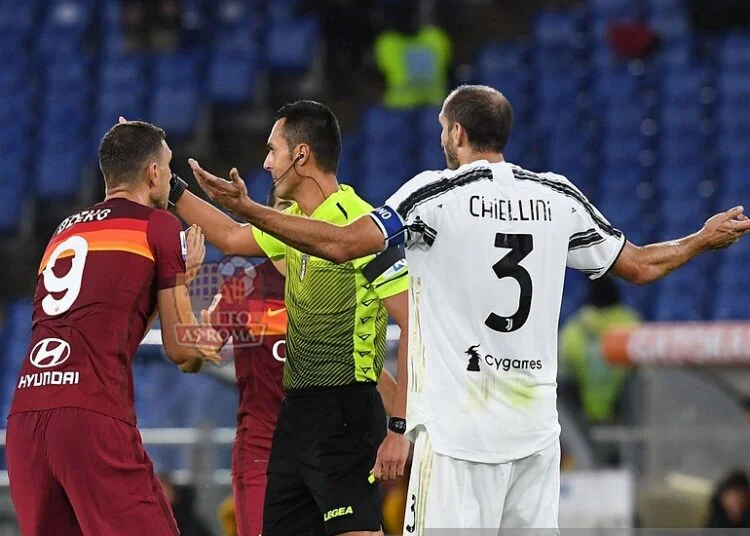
[369,160,626,463]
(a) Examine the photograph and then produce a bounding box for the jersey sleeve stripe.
[568,229,605,250]
[396,167,493,220]
[512,167,623,238]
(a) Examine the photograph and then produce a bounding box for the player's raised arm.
[189,159,386,262]
[172,187,265,258]
[610,206,750,285]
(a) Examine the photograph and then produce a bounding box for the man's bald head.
[442,85,513,153]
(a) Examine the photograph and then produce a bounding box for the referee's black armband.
[361,245,405,284]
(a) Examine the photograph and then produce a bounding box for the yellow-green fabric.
[374,25,452,108]
[252,185,408,391]
[559,305,640,423]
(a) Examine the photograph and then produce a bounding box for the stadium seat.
[717,70,750,105]
[99,56,146,90]
[649,13,691,41]
[154,53,203,86]
[719,33,750,72]
[655,165,704,200]
[208,52,258,103]
[590,0,642,19]
[35,149,85,199]
[362,107,414,145]
[266,16,318,75]
[662,66,704,104]
[150,88,199,138]
[338,132,362,187]
[593,70,642,103]
[533,11,580,49]
[0,181,24,233]
[245,169,273,206]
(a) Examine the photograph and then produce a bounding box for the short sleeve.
[147,209,187,290]
[368,170,444,249]
[252,225,285,260]
[566,196,626,280]
[354,246,409,300]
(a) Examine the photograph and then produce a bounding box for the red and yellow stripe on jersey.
[38,218,153,274]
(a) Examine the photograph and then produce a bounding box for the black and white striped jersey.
[368,159,625,463]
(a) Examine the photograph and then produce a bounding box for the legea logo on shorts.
[29,338,71,368]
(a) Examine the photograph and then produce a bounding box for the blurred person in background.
[706,469,750,528]
[374,2,452,108]
[559,277,640,426]
[158,472,213,536]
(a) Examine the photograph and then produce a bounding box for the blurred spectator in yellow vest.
[374,3,452,108]
[559,277,640,425]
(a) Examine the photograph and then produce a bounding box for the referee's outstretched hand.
[372,431,410,482]
[699,206,750,250]
[188,159,253,216]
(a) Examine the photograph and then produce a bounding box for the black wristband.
[388,416,406,435]
[168,173,188,207]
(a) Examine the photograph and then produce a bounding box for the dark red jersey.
[10,198,186,426]
[214,259,286,451]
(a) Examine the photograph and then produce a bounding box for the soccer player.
[191,85,750,532]
[170,101,410,536]
[6,121,222,536]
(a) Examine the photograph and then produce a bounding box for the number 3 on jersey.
[42,235,89,316]
[485,233,533,333]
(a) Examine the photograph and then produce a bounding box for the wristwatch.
[388,416,406,435]
[168,172,188,207]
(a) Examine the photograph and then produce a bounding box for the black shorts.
[262,382,387,536]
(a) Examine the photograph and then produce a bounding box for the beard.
[444,142,460,170]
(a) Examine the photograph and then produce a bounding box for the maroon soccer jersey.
[9,198,186,425]
[214,259,286,452]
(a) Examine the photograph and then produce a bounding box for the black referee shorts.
[262,382,387,536]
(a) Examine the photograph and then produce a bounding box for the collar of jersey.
[288,184,351,219]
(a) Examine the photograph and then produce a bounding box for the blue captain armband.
[369,205,406,248]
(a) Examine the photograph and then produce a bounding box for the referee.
[171,101,410,536]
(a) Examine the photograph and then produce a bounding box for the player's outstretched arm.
[189,159,385,262]
[174,190,265,258]
[611,206,750,285]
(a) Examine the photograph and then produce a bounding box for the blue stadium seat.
[208,52,258,103]
[593,70,641,103]
[338,132,362,187]
[150,88,199,137]
[662,66,704,103]
[0,1,40,31]
[719,33,750,72]
[99,56,146,90]
[655,165,703,200]
[215,26,261,54]
[599,168,643,199]
[717,70,750,105]
[590,0,642,19]
[653,290,703,321]
[659,132,702,167]
[216,0,253,26]
[245,169,273,206]
[649,13,691,41]
[601,134,644,165]
[534,11,580,49]
[476,42,526,81]
[266,16,318,74]
[268,0,302,22]
[362,107,414,145]
[646,0,686,16]
[35,149,85,199]
[653,39,695,69]
[36,0,93,58]
[0,181,23,233]
[154,53,202,86]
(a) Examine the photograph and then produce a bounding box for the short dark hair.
[443,85,513,153]
[275,100,341,174]
[98,121,167,189]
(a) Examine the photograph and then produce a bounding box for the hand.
[181,293,224,371]
[371,431,410,482]
[699,206,750,250]
[185,224,205,285]
[188,159,252,215]
[118,116,127,124]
